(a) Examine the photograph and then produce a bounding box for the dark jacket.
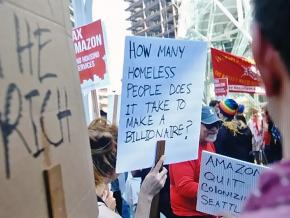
[215,120,254,163]
[264,121,283,163]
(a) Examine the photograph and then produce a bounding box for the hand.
[139,155,167,199]
[101,189,116,211]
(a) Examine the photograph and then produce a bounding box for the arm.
[170,161,198,198]
[134,156,167,218]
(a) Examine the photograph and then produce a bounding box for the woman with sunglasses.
[169,106,221,218]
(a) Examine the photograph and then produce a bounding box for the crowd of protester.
[88,97,283,217]
[87,1,289,217]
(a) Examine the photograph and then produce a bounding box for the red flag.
[211,48,262,94]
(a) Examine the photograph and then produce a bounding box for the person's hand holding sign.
[135,155,167,218]
[141,155,167,198]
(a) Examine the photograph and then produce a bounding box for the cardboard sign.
[214,78,228,96]
[197,151,266,216]
[0,1,97,217]
[116,36,207,173]
[72,20,109,90]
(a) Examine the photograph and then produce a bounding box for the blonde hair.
[88,118,118,186]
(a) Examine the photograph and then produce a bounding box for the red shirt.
[169,142,216,217]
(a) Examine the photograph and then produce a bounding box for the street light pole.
[71,0,94,124]
[71,0,93,26]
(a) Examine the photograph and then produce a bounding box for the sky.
[92,0,131,93]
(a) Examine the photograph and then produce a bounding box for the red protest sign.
[211,48,262,94]
[73,20,106,84]
[214,78,228,96]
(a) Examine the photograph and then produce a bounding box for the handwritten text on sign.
[0,2,98,218]
[116,36,207,173]
[0,14,73,179]
[197,151,266,216]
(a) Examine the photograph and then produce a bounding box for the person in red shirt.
[169,106,221,218]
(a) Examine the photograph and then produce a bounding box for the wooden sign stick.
[149,140,166,218]
[112,94,119,125]
[43,165,67,218]
[91,89,100,119]
[42,134,67,218]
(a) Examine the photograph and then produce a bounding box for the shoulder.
[219,125,228,132]
[218,125,232,136]
[98,203,121,218]
[243,161,290,212]
[239,126,252,136]
[170,160,193,167]
[240,205,290,218]
[206,142,216,152]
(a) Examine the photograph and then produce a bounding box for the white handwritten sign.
[197,151,266,216]
[116,36,207,173]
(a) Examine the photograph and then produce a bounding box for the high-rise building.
[69,0,75,27]
[177,0,257,104]
[125,0,180,38]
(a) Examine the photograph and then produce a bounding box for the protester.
[236,104,247,124]
[215,99,254,162]
[209,99,220,115]
[169,106,221,217]
[236,0,290,217]
[88,118,168,218]
[247,108,263,153]
[262,109,283,164]
[98,109,131,217]
[217,99,238,121]
[110,174,131,217]
[237,104,245,115]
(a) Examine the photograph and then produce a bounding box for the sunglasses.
[202,121,221,130]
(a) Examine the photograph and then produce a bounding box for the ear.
[252,23,285,97]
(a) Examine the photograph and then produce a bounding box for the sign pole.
[43,165,67,218]
[42,133,67,218]
[149,140,166,218]
[112,94,119,125]
[91,89,100,119]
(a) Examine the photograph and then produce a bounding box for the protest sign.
[73,19,109,91]
[0,1,97,217]
[197,151,266,216]
[214,78,228,96]
[116,36,207,173]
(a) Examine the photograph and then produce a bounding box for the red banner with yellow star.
[211,48,263,94]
